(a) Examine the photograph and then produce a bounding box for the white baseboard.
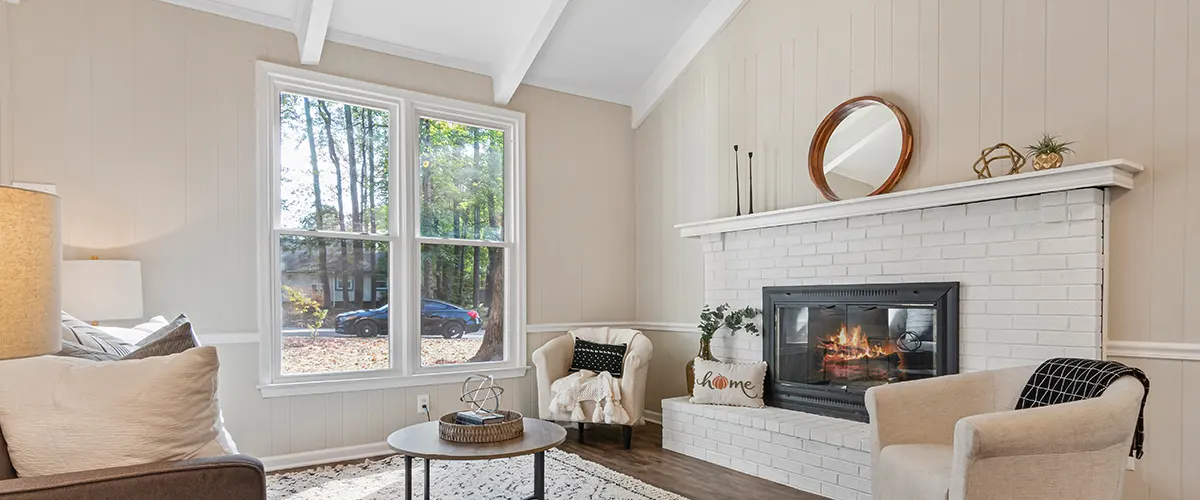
[259,441,393,472]
[643,410,662,425]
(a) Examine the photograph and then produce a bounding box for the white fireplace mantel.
[676,159,1143,239]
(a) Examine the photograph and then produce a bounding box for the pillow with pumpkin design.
[690,358,767,408]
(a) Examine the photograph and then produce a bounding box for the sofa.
[0,423,265,500]
[865,365,1145,500]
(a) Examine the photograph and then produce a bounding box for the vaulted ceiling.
[157,0,747,127]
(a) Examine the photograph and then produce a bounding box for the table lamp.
[0,186,63,359]
[62,258,144,325]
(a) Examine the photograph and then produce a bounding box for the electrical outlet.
[416,394,430,414]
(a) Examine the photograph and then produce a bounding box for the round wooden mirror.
[808,96,914,201]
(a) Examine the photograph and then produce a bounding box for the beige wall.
[635,0,1200,498]
[0,0,636,458]
[641,330,696,413]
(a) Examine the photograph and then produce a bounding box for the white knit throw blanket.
[548,370,631,425]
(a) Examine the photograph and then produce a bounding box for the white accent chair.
[532,327,653,449]
[865,365,1145,500]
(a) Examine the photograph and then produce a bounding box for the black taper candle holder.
[734,145,742,216]
[748,151,755,214]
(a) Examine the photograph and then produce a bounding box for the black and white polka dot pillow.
[569,339,628,378]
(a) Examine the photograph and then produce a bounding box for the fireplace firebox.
[762,283,959,421]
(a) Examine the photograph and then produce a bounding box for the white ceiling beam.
[293,0,336,66]
[630,0,747,128]
[492,0,571,105]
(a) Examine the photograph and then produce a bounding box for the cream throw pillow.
[690,358,768,408]
[0,346,226,476]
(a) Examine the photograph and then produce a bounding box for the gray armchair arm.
[0,455,265,500]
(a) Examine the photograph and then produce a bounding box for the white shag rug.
[268,448,690,500]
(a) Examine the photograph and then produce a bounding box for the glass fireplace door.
[773,303,938,393]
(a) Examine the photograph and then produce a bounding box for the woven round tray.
[438,410,524,443]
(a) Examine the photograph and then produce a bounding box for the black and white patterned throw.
[569,339,628,378]
[1016,357,1150,458]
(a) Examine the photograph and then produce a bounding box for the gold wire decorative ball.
[972,143,1027,179]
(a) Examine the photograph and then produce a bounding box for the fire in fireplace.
[763,283,959,421]
[820,323,899,380]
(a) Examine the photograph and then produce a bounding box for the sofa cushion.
[117,314,239,455]
[876,444,952,500]
[569,338,627,378]
[124,313,198,360]
[55,340,124,361]
[0,347,226,477]
[95,326,155,345]
[60,312,135,357]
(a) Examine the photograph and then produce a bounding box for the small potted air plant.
[1026,133,1075,171]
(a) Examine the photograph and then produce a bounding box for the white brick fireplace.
[661,160,1142,500]
[704,187,1104,369]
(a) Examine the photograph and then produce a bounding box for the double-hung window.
[256,62,525,397]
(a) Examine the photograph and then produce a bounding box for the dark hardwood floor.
[559,423,822,500]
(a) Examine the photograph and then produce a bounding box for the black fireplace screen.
[763,283,958,421]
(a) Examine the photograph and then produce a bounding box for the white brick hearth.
[662,396,873,500]
[663,184,1118,500]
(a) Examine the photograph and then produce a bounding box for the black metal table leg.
[424,458,431,499]
[523,451,545,500]
[404,456,413,500]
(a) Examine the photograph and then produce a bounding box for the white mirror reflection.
[821,103,904,199]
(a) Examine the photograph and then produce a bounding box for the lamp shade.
[0,186,62,359]
[62,260,144,322]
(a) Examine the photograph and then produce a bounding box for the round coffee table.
[386,418,567,500]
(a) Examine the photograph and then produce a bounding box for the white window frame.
[255,62,527,398]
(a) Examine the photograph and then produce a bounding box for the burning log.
[817,324,902,382]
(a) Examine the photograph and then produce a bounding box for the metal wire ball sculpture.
[460,374,505,415]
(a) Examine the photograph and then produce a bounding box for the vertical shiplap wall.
[0,0,636,458]
[635,1,1200,498]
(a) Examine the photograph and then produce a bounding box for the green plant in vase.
[1026,133,1075,171]
[687,304,761,396]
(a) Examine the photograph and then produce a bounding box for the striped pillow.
[60,312,134,357]
[55,341,123,362]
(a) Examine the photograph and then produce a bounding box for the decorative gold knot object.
[972,143,1026,179]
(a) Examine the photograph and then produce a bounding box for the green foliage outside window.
[283,285,329,341]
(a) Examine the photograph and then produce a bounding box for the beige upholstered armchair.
[865,365,1145,500]
[532,327,652,449]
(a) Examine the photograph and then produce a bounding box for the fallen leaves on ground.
[281,337,484,374]
[420,339,483,366]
